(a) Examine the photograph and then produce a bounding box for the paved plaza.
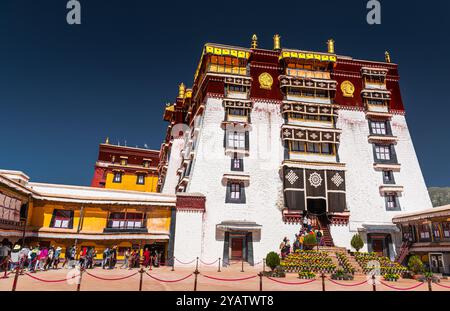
[1,263,449,292]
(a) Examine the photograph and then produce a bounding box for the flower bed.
[335,252,355,274]
[354,252,407,275]
[280,251,336,274]
[383,273,400,282]
[331,269,354,281]
[298,271,316,279]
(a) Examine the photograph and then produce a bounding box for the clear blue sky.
[1,0,449,187]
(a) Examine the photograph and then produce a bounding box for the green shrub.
[350,234,364,252]
[266,252,280,271]
[303,233,317,250]
[407,255,424,274]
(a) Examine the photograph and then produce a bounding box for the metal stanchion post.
[428,278,433,292]
[171,257,175,271]
[321,273,326,291]
[258,272,263,291]
[149,256,152,271]
[241,259,244,272]
[193,269,199,291]
[372,274,376,292]
[218,258,221,272]
[263,258,265,272]
[76,267,84,292]
[11,266,20,291]
[196,257,199,271]
[139,267,144,291]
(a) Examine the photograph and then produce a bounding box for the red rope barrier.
[175,258,196,265]
[24,272,79,283]
[200,259,219,265]
[434,282,450,289]
[201,274,257,282]
[379,280,425,291]
[266,276,316,285]
[327,278,369,287]
[145,271,193,283]
[85,271,139,281]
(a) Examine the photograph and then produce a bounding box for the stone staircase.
[318,246,364,275]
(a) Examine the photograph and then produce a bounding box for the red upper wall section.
[333,58,404,112]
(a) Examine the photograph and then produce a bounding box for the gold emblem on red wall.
[258,72,273,90]
[341,80,355,97]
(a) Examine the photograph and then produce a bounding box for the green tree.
[408,255,424,274]
[266,252,280,271]
[351,233,364,252]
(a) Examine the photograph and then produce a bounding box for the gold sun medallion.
[341,80,355,98]
[258,72,273,90]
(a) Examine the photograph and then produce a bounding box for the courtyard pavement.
[1,262,449,291]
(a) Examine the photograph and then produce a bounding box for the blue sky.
[1,0,449,187]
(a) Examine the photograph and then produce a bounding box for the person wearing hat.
[9,244,21,271]
[53,246,62,269]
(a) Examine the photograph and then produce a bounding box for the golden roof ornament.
[385,51,391,63]
[178,83,185,98]
[105,137,109,144]
[251,34,258,49]
[327,39,335,54]
[273,34,281,51]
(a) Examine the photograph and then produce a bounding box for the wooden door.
[372,239,384,257]
[231,238,243,260]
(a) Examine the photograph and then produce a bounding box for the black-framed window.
[385,193,400,211]
[225,130,249,151]
[382,170,395,184]
[231,153,244,171]
[307,142,320,154]
[291,140,306,152]
[442,223,450,239]
[50,209,74,229]
[370,121,387,135]
[373,144,397,163]
[113,172,122,183]
[228,108,247,116]
[432,224,441,240]
[225,182,246,204]
[107,212,145,229]
[366,99,385,106]
[136,174,145,185]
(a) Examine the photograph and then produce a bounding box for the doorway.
[430,253,444,274]
[231,237,244,260]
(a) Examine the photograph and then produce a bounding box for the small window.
[50,210,73,229]
[321,143,333,155]
[442,223,450,238]
[136,174,145,185]
[113,172,122,183]
[291,141,305,152]
[120,158,128,166]
[382,170,395,184]
[307,143,320,154]
[228,108,246,116]
[227,131,246,149]
[226,182,246,204]
[371,121,387,135]
[432,224,441,240]
[143,160,150,168]
[231,183,240,200]
[231,153,244,171]
[385,194,400,210]
[375,145,391,161]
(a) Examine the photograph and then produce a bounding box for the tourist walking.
[10,244,21,271]
[102,248,110,269]
[143,248,150,268]
[53,246,62,269]
[121,248,130,269]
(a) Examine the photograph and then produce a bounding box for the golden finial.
[251,34,258,49]
[178,83,185,98]
[385,51,391,63]
[327,39,335,54]
[105,137,109,144]
[273,34,281,51]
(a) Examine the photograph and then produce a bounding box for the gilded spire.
[105,137,109,144]
[273,34,281,51]
[327,39,335,54]
[385,51,391,63]
[178,83,186,98]
[251,34,258,49]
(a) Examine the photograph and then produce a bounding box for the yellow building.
[0,170,178,262]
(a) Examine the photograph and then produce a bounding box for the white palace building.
[158,35,432,266]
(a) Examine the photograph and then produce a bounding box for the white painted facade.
[168,94,432,264]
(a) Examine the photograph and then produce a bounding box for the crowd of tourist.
[279,216,325,259]
[0,242,163,273]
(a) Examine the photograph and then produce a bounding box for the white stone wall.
[171,99,432,262]
[161,137,185,195]
[172,210,204,265]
